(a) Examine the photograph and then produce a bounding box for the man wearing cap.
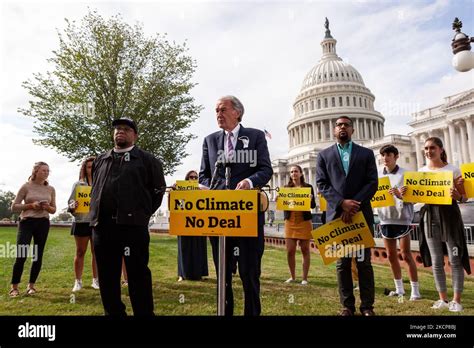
[89,117,166,316]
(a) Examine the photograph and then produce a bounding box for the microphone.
[225,165,231,189]
[210,160,224,190]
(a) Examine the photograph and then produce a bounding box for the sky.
[0,0,473,216]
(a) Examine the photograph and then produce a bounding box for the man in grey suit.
[199,95,273,316]
[316,116,378,316]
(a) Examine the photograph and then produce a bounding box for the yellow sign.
[371,176,395,208]
[461,163,474,198]
[169,190,258,237]
[311,211,375,265]
[175,180,199,191]
[318,193,327,212]
[403,171,453,205]
[276,187,311,211]
[75,186,91,214]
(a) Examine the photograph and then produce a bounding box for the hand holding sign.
[311,211,375,265]
[75,186,92,213]
[403,171,453,205]
[341,199,360,215]
[371,176,395,208]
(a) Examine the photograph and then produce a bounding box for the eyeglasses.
[335,122,352,128]
[188,176,198,180]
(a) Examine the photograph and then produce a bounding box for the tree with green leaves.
[0,190,16,220]
[19,10,202,174]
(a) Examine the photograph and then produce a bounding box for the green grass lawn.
[0,226,472,316]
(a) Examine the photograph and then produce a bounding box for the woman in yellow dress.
[283,165,316,285]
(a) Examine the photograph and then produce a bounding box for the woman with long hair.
[418,137,470,312]
[68,156,99,292]
[10,162,56,296]
[283,165,316,285]
[177,170,209,281]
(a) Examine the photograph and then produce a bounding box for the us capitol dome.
[271,19,387,192]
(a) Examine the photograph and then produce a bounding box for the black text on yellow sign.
[169,190,258,237]
[403,171,453,205]
[311,211,375,265]
[75,186,91,214]
[461,163,474,198]
[371,176,395,208]
[175,180,199,191]
[276,187,311,211]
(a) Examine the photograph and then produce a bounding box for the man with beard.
[89,117,166,316]
[315,116,378,316]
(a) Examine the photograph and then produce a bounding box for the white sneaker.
[448,301,463,312]
[72,280,83,292]
[284,278,296,283]
[91,278,100,290]
[409,295,422,301]
[431,299,449,309]
[388,290,405,297]
[301,280,308,285]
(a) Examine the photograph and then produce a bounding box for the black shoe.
[339,307,354,316]
[361,309,376,316]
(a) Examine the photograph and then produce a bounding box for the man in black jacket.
[89,117,166,316]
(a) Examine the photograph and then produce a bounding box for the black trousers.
[336,247,375,313]
[11,218,50,285]
[209,223,265,316]
[93,219,154,316]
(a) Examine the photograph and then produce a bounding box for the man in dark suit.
[199,95,273,316]
[316,116,378,316]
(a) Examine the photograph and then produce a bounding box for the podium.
[169,189,259,315]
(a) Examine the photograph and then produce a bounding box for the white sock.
[410,281,420,297]
[394,279,404,295]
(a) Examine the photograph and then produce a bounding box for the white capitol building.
[269,20,474,201]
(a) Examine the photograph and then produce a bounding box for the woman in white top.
[418,137,470,312]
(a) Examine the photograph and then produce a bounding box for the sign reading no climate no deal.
[370,176,395,208]
[311,211,375,265]
[75,186,91,213]
[175,180,199,191]
[461,162,474,198]
[403,171,453,205]
[169,190,258,237]
[276,187,311,211]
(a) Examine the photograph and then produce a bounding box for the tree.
[19,10,202,174]
[0,190,16,220]
[51,208,73,223]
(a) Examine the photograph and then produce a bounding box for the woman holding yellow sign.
[176,170,209,281]
[418,137,470,312]
[377,145,420,301]
[67,156,99,292]
[283,165,316,285]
